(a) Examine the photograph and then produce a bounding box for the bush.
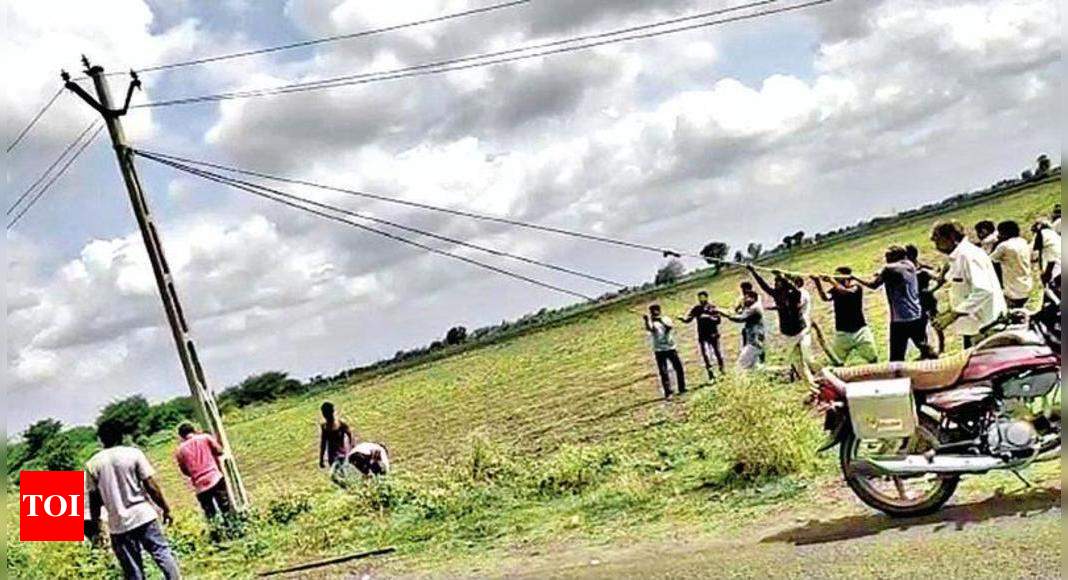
[535,444,617,497]
[221,372,306,408]
[693,374,822,481]
[264,491,313,525]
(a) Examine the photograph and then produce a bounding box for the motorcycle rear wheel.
[839,426,959,518]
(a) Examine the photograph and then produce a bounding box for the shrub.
[264,491,313,525]
[693,374,822,481]
[535,444,617,497]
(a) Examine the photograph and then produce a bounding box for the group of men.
[643,209,1062,398]
[80,402,391,579]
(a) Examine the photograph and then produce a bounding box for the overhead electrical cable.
[137,151,601,301]
[136,148,695,259]
[5,87,65,153]
[90,0,531,79]
[7,123,104,230]
[137,150,627,289]
[135,0,831,108]
[136,149,842,279]
[7,120,98,216]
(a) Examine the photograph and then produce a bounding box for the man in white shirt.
[988,220,1033,308]
[86,420,181,580]
[346,441,391,476]
[643,304,686,398]
[1032,220,1062,285]
[931,221,1007,348]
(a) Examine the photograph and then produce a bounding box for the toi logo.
[20,471,85,542]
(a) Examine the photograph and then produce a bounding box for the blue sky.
[4,0,1059,433]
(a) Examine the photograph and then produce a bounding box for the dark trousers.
[698,336,725,375]
[1007,297,1028,309]
[654,349,686,396]
[889,319,934,362]
[196,478,232,520]
[110,520,181,580]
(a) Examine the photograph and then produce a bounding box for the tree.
[733,250,746,263]
[1036,154,1051,177]
[746,242,763,261]
[23,418,63,457]
[699,241,730,265]
[220,371,304,408]
[654,259,686,285]
[1021,169,1034,180]
[96,395,151,441]
[445,326,468,346]
[792,231,805,247]
[782,235,793,249]
[143,397,197,436]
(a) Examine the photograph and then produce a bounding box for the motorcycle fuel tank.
[846,378,917,440]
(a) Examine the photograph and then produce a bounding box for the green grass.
[9,180,1060,578]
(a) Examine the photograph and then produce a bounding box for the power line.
[5,87,64,153]
[136,0,830,108]
[137,150,842,280]
[135,0,531,75]
[137,152,600,301]
[7,120,98,216]
[136,148,692,258]
[137,150,627,289]
[7,123,103,230]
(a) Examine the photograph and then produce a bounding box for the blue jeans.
[110,520,181,580]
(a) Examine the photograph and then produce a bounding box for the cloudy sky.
[3,0,1059,433]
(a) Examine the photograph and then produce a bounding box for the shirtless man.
[318,402,355,476]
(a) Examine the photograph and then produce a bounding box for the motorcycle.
[812,279,1061,517]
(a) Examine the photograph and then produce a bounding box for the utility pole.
[63,57,249,510]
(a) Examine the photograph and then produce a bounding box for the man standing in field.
[679,291,724,380]
[724,290,765,369]
[853,245,937,361]
[811,267,879,365]
[319,402,355,476]
[1031,220,1062,285]
[906,244,946,354]
[174,423,232,520]
[988,221,1033,309]
[931,221,1007,348]
[86,419,181,580]
[643,304,686,398]
[747,265,815,383]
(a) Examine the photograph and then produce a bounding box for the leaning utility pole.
[63,56,249,510]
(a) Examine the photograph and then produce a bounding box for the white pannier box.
[845,378,917,440]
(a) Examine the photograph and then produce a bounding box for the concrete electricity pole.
[63,56,249,510]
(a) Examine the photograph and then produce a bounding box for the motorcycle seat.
[825,351,972,392]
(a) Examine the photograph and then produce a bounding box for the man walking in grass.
[86,419,181,580]
[319,401,355,476]
[174,423,232,521]
[854,245,937,361]
[680,290,725,380]
[724,290,765,370]
[747,265,815,383]
[989,220,1033,309]
[643,303,686,398]
[812,267,879,365]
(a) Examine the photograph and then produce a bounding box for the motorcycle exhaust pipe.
[849,455,1008,477]
[851,439,1061,477]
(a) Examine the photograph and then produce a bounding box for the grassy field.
[8,179,1060,578]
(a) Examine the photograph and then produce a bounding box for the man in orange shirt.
[174,423,231,520]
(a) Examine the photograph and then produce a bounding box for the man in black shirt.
[812,267,878,365]
[747,265,814,383]
[680,291,725,379]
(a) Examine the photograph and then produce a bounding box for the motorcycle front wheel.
[839,425,959,518]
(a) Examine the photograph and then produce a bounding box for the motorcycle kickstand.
[1009,469,1032,489]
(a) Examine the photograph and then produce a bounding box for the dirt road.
[503,485,1061,579]
[315,477,1060,579]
